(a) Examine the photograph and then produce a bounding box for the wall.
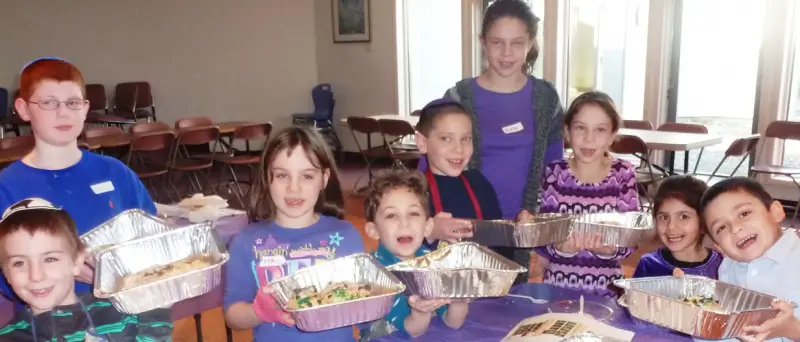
[315,0,398,152]
[0,0,319,130]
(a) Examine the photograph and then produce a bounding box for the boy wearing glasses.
[0,58,156,299]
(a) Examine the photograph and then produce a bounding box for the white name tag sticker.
[502,122,524,134]
[90,181,115,194]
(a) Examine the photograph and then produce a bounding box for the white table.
[341,115,722,152]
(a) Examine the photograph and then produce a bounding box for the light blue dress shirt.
[694,230,800,342]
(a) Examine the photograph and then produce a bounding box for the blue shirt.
[694,230,800,342]
[223,215,364,342]
[361,243,447,339]
[633,248,723,279]
[0,150,156,298]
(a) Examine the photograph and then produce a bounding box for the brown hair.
[482,0,541,75]
[364,170,429,222]
[18,58,86,102]
[414,100,471,136]
[653,175,709,234]
[0,209,82,262]
[247,126,345,221]
[564,91,622,132]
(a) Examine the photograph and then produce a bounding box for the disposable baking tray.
[613,276,795,339]
[269,253,406,332]
[80,209,175,254]
[469,213,574,247]
[571,212,653,247]
[93,222,227,314]
[386,242,527,298]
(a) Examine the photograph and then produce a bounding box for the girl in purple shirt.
[633,175,723,279]
[535,91,639,298]
[425,0,565,284]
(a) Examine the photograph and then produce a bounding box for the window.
[670,0,766,176]
[483,0,545,79]
[565,0,649,119]
[781,3,800,169]
[403,0,463,112]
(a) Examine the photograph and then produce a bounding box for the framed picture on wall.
[332,0,371,43]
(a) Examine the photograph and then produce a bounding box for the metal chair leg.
[194,313,203,342]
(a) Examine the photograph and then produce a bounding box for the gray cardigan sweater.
[444,76,565,213]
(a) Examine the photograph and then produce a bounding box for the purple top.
[223,216,364,342]
[633,248,723,279]
[535,158,640,298]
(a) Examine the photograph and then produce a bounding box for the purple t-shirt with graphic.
[223,215,364,342]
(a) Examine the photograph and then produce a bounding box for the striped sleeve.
[134,308,173,341]
[616,161,640,212]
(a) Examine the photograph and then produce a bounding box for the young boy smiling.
[0,198,171,341]
[698,177,800,342]
[360,170,468,340]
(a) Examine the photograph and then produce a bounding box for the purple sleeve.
[417,156,428,172]
[616,163,640,212]
[537,163,558,214]
[223,232,258,311]
[544,140,564,165]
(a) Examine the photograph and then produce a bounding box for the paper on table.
[501,313,634,342]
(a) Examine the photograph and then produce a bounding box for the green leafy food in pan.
[287,282,376,310]
[682,296,722,311]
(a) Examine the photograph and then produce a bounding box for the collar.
[723,230,800,271]
[373,243,430,266]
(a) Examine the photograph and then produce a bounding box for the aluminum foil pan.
[386,242,527,298]
[469,213,573,247]
[93,222,227,314]
[613,276,796,339]
[560,333,629,342]
[269,253,406,332]
[80,209,175,254]
[571,212,653,247]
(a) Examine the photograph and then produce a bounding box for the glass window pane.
[566,0,649,120]
[407,0,462,111]
[782,4,800,169]
[672,0,765,176]
[484,0,544,78]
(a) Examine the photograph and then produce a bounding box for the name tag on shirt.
[260,255,286,267]
[502,122,524,134]
[90,181,115,194]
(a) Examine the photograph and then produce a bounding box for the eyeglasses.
[28,99,88,111]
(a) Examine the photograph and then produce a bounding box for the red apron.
[425,170,483,220]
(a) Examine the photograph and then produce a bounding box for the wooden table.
[0,146,33,164]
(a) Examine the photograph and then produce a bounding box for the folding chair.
[657,122,708,175]
[706,134,760,183]
[346,117,388,193]
[611,134,661,210]
[751,121,800,223]
[377,119,421,170]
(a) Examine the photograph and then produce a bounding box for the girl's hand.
[253,285,295,326]
[557,232,584,254]
[431,212,473,243]
[585,233,616,256]
[672,268,685,277]
[740,300,798,342]
[517,209,535,222]
[408,295,450,314]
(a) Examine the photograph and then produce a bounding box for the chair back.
[764,121,800,141]
[85,84,107,112]
[657,122,708,134]
[234,122,272,141]
[623,120,653,130]
[311,84,334,121]
[130,131,176,154]
[611,135,649,156]
[175,116,213,129]
[347,117,381,135]
[377,119,415,138]
[0,135,34,150]
[177,126,220,146]
[131,122,171,134]
[725,134,760,157]
[84,126,124,139]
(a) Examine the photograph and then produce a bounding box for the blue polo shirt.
[0,150,156,298]
[694,230,800,342]
[360,244,448,340]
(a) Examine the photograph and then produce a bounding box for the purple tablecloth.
[375,283,691,342]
